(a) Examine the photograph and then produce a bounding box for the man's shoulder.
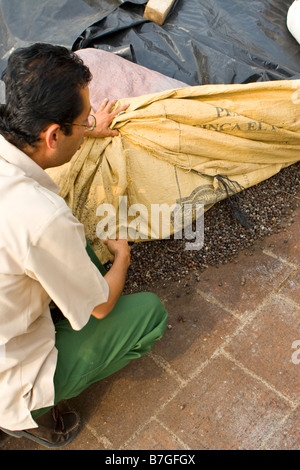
[0,165,70,241]
[2,171,64,210]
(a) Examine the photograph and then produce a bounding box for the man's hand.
[86,99,130,138]
[103,238,131,267]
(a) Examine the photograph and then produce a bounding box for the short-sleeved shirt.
[0,135,109,431]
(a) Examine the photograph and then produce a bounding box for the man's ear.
[43,124,61,150]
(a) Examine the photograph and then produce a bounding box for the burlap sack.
[47,79,300,263]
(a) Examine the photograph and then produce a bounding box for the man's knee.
[139,292,168,327]
[136,291,166,309]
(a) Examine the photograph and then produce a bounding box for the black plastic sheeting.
[73,0,300,85]
[0,0,299,104]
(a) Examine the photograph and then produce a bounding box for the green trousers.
[32,240,168,419]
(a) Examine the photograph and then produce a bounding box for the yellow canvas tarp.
[47,80,300,263]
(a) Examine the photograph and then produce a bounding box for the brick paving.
[1,204,299,451]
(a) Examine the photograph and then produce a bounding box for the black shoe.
[0,405,81,448]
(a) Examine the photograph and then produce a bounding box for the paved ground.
[1,203,299,451]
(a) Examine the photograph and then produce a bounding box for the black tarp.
[73,0,300,84]
[0,0,299,104]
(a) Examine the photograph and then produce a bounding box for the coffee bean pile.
[123,161,300,293]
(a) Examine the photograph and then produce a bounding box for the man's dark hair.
[0,43,92,149]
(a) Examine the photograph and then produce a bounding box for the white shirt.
[0,135,109,431]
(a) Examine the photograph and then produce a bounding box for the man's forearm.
[91,252,130,319]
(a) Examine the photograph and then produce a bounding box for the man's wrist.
[113,250,131,268]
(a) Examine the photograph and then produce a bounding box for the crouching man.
[0,43,168,448]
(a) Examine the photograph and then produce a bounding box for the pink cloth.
[75,48,187,112]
